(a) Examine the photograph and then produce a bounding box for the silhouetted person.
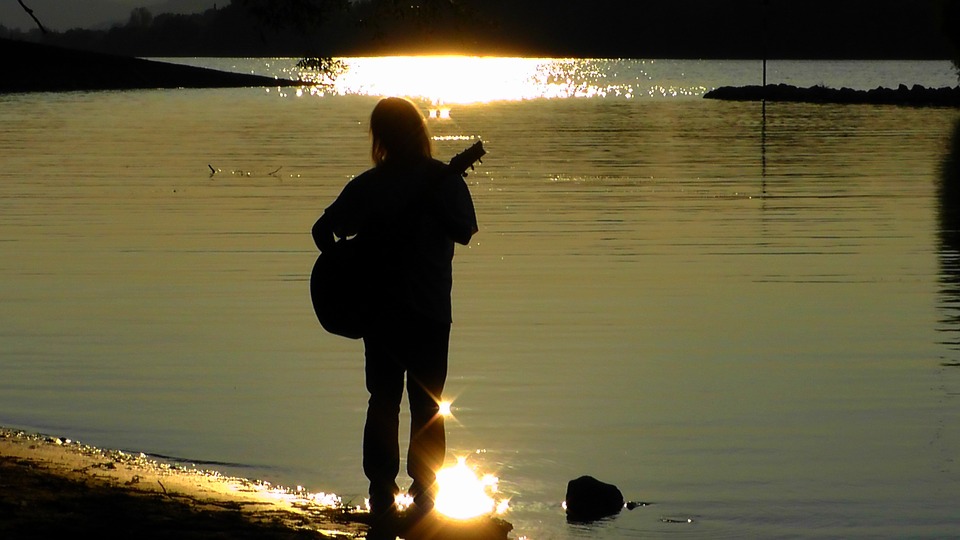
[312,97,478,519]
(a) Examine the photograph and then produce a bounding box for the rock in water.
[564,476,624,522]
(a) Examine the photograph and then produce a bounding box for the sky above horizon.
[0,0,218,32]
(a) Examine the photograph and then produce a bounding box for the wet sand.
[0,427,362,539]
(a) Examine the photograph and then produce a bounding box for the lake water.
[2,58,959,538]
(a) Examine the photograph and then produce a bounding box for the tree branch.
[17,0,48,34]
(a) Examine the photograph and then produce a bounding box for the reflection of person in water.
[938,118,960,357]
[312,97,478,519]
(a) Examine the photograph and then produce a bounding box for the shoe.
[405,498,434,524]
[411,493,434,514]
[366,504,404,540]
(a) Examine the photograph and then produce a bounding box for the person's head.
[370,97,432,166]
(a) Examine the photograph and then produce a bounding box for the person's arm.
[437,172,479,245]
[312,213,337,252]
[313,172,369,251]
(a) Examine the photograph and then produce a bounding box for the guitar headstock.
[448,140,486,177]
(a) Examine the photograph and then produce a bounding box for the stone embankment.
[704,83,960,107]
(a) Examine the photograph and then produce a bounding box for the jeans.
[362,314,450,512]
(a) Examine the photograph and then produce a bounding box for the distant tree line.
[1,0,958,60]
[943,0,960,71]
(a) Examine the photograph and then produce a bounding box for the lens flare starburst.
[438,400,453,417]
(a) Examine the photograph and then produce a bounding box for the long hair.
[370,97,432,166]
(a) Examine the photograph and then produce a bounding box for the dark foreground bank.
[1,38,298,93]
[704,83,960,106]
[0,428,354,539]
[0,428,513,540]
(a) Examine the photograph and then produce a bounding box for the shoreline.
[1,37,299,94]
[0,427,361,539]
[0,427,515,539]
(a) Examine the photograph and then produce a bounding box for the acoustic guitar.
[310,140,486,339]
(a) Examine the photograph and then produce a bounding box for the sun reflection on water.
[434,456,508,520]
[296,56,707,104]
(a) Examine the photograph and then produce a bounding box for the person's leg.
[363,333,405,515]
[405,321,451,510]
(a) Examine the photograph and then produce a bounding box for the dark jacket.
[313,157,478,325]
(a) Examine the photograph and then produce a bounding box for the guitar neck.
[447,140,486,177]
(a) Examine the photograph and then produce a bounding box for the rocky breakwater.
[704,83,960,107]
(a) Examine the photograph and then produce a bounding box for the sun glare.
[438,400,453,417]
[434,456,508,520]
[295,57,709,104]
[330,56,541,104]
[316,56,650,105]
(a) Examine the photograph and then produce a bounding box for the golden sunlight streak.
[434,456,508,520]
[331,56,539,104]
[320,57,649,105]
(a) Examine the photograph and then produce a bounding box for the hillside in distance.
[2,0,955,59]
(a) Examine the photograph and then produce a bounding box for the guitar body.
[310,236,368,339]
[310,141,485,339]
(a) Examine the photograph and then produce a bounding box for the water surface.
[1,59,959,538]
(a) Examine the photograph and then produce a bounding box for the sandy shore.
[0,427,364,539]
[0,427,513,539]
